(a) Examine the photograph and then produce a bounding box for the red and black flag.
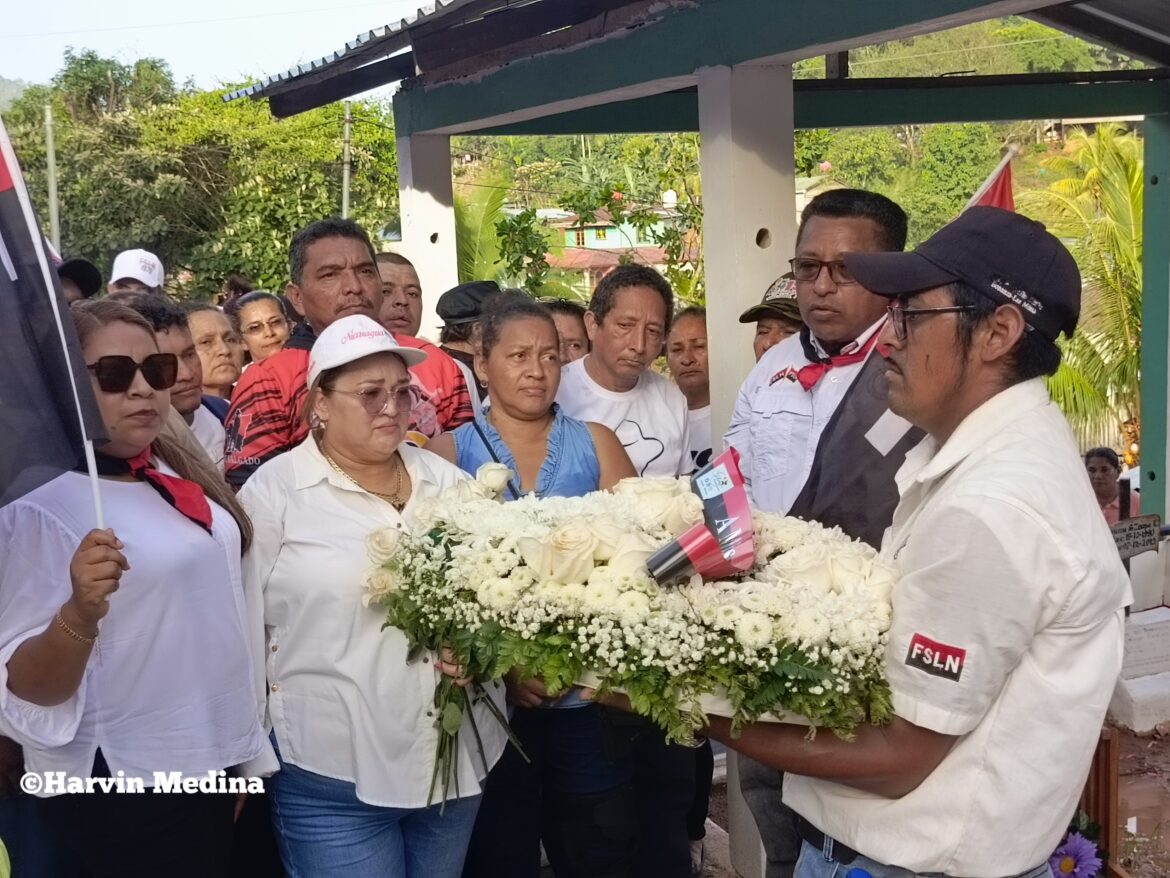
[0,118,105,507]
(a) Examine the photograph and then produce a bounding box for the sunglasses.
[86,354,179,393]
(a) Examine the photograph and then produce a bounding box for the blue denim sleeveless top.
[452,404,600,500]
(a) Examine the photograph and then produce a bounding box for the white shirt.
[724,319,886,513]
[784,380,1132,877]
[556,357,691,478]
[238,438,507,807]
[190,404,226,471]
[686,405,713,474]
[0,469,267,790]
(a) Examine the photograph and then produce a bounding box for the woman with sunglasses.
[237,314,507,878]
[428,295,637,878]
[0,300,269,877]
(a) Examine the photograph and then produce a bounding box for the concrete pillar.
[397,133,459,342]
[698,63,798,440]
[697,62,797,878]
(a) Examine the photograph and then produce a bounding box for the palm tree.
[454,182,506,284]
[1019,124,1143,453]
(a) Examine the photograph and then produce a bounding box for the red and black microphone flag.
[0,118,106,507]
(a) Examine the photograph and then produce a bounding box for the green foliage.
[5,50,398,298]
[496,208,553,291]
[454,183,505,283]
[1019,124,1143,449]
[825,129,904,190]
[795,129,833,176]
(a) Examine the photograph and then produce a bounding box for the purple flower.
[1049,832,1103,878]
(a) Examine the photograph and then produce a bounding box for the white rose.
[361,566,399,607]
[547,523,600,584]
[365,527,403,565]
[590,518,630,562]
[450,479,496,503]
[769,543,835,594]
[516,536,555,580]
[475,462,514,498]
[606,531,661,577]
[615,590,651,626]
[735,612,775,651]
[865,560,899,603]
[661,492,704,537]
[613,478,687,527]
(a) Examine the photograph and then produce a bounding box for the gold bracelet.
[55,611,98,645]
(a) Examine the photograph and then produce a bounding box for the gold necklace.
[322,448,406,511]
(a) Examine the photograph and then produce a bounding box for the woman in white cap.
[238,314,506,878]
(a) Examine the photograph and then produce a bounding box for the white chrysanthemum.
[714,604,743,631]
[583,580,621,614]
[735,612,774,651]
[615,590,651,626]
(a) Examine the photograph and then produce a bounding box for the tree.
[5,51,400,298]
[825,129,904,190]
[1019,124,1143,451]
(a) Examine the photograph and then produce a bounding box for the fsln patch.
[905,633,966,682]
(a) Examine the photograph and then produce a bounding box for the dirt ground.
[1118,726,1170,878]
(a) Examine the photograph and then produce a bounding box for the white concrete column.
[698,63,797,440]
[698,62,796,878]
[397,133,458,342]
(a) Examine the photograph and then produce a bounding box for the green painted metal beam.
[1141,113,1170,519]
[468,74,1170,135]
[394,0,1037,136]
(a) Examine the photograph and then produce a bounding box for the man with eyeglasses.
[710,206,1129,878]
[724,189,924,878]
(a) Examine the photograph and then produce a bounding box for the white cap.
[109,249,165,288]
[307,315,427,390]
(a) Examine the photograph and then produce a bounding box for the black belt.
[793,812,859,865]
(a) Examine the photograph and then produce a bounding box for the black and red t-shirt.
[223,325,473,487]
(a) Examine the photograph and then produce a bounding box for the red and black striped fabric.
[0,123,106,506]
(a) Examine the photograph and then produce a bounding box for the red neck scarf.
[95,449,214,534]
[796,328,881,392]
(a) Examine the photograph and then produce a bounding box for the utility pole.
[341,101,352,219]
[45,105,60,250]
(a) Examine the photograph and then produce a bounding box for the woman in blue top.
[429,295,638,878]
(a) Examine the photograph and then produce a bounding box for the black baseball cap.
[436,280,500,326]
[739,273,803,324]
[57,257,103,299]
[842,207,1081,341]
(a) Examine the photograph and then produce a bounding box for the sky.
[1,0,425,93]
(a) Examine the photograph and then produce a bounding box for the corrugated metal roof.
[221,0,480,101]
[225,0,1170,106]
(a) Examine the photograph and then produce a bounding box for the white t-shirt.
[0,469,267,789]
[238,439,507,807]
[686,405,713,474]
[556,357,691,478]
[190,404,226,472]
[784,380,1131,876]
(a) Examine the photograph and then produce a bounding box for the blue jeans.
[795,840,1055,878]
[269,753,481,878]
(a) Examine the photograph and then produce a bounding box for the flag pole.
[964,143,1019,212]
[0,120,105,529]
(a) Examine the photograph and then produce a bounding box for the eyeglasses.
[789,258,857,285]
[325,385,415,416]
[886,301,977,343]
[86,354,178,393]
[241,316,288,336]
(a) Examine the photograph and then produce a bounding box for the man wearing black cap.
[57,257,102,303]
[437,280,498,402]
[739,274,804,362]
[708,207,1130,878]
